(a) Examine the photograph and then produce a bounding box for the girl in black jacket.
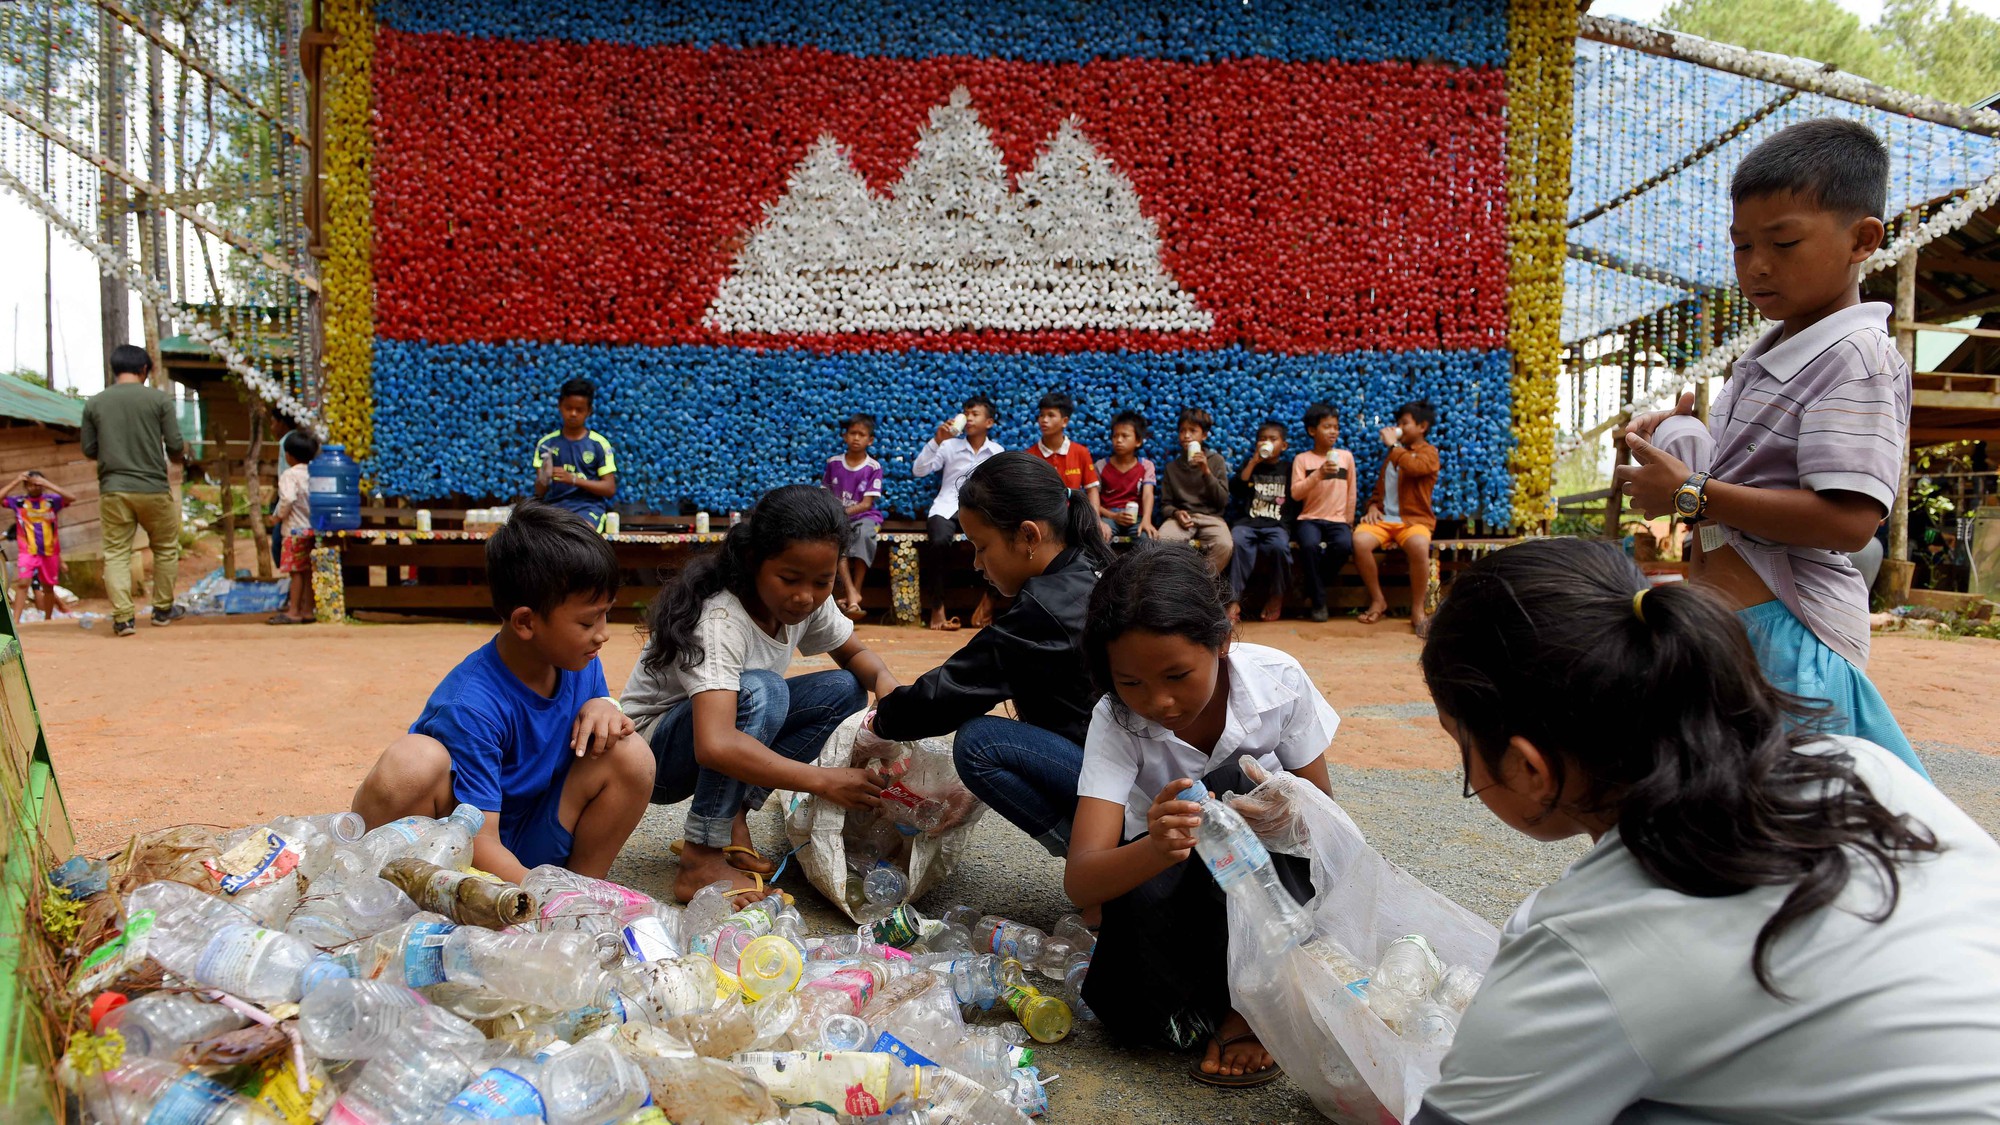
[870,452,1111,855]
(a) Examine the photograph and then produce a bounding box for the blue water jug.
[308,444,363,533]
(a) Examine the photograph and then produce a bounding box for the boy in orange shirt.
[1354,400,1439,634]
[1031,392,1102,516]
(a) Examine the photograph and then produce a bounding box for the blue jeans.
[952,716,1085,856]
[1294,519,1353,608]
[647,668,868,847]
[1229,524,1292,603]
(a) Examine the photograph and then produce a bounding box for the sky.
[6,0,2000,393]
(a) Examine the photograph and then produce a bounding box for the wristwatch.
[1673,471,1712,520]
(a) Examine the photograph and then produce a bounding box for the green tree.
[1662,0,2000,105]
[3,368,49,389]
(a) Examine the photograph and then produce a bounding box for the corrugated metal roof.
[0,376,85,430]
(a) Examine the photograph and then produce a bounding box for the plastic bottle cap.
[1180,780,1208,801]
[89,992,128,1031]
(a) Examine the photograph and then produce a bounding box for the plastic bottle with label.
[998,962,1074,1044]
[93,993,249,1059]
[81,1056,284,1125]
[147,921,315,1006]
[1181,780,1311,957]
[354,804,484,870]
[323,1012,490,1125]
[441,928,615,1012]
[333,914,459,989]
[971,917,1046,965]
[912,952,1005,1009]
[434,1040,650,1125]
[298,978,433,1059]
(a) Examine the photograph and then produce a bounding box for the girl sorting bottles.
[1414,538,2000,1123]
[624,485,899,903]
[1067,541,1338,1088]
[870,452,1112,856]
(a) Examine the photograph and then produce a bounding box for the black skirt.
[1080,758,1315,1050]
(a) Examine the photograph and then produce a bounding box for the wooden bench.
[317,511,1514,625]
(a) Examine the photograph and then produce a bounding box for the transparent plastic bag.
[777,712,987,923]
[1225,774,1499,1123]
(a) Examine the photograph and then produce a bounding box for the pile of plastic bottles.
[1302,934,1482,1049]
[52,804,1096,1125]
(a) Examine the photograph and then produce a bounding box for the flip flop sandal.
[1189,1033,1282,1088]
[666,841,794,905]
[931,616,963,632]
[843,604,867,621]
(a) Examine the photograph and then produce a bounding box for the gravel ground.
[606,749,2000,1125]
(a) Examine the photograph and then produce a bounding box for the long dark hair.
[1083,541,1232,721]
[1421,538,1938,995]
[956,451,1113,572]
[641,485,849,675]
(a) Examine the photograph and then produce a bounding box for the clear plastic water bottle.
[82,1056,284,1125]
[1435,963,1484,1012]
[1182,780,1311,957]
[150,922,314,1006]
[333,915,457,988]
[435,1040,650,1125]
[441,928,614,1012]
[357,804,484,870]
[408,803,485,870]
[287,876,419,949]
[324,1013,490,1125]
[916,952,1005,1008]
[1406,1001,1459,1048]
[863,864,910,906]
[1062,957,1094,1022]
[1033,937,1075,980]
[1367,934,1444,1031]
[818,1012,873,1051]
[95,993,249,1059]
[972,916,1046,964]
[1049,914,1096,957]
[297,978,431,1060]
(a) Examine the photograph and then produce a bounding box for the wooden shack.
[0,379,96,561]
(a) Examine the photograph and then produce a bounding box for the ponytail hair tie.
[1631,587,1649,624]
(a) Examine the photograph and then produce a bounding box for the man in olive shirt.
[80,345,194,636]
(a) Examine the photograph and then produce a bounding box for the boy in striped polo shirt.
[1618,119,1923,778]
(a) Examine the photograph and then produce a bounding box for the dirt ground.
[20,611,2000,855]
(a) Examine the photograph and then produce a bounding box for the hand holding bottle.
[1145,779,1202,862]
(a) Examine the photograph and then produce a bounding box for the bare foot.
[1411,610,1431,639]
[970,593,995,629]
[1079,904,1102,929]
[671,841,766,904]
[929,607,961,632]
[1226,601,1242,623]
[1357,599,1388,625]
[1199,1010,1275,1078]
[1260,591,1284,622]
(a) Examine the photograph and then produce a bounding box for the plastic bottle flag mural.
[322,0,1576,525]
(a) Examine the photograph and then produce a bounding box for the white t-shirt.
[1418,737,2000,1125]
[1077,643,1339,839]
[620,591,853,733]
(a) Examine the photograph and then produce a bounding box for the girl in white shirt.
[1068,542,1338,1089]
[1416,538,1999,1124]
[624,485,899,904]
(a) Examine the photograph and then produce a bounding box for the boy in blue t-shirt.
[533,377,618,530]
[351,503,654,880]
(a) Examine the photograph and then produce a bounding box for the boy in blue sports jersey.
[533,378,618,530]
[351,503,654,880]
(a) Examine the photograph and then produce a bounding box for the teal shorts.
[1738,600,1928,780]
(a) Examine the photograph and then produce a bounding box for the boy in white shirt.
[267,430,320,624]
[912,394,1004,630]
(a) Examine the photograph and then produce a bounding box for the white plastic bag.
[776,711,987,923]
[1225,770,1499,1123]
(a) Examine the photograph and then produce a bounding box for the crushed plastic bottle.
[79,1056,285,1125]
[440,929,616,1012]
[297,978,433,1059]
[1367,934,1445,1032]
[93,992,249,1059]
[323,1012,491,1125]
[286,876,419,949]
